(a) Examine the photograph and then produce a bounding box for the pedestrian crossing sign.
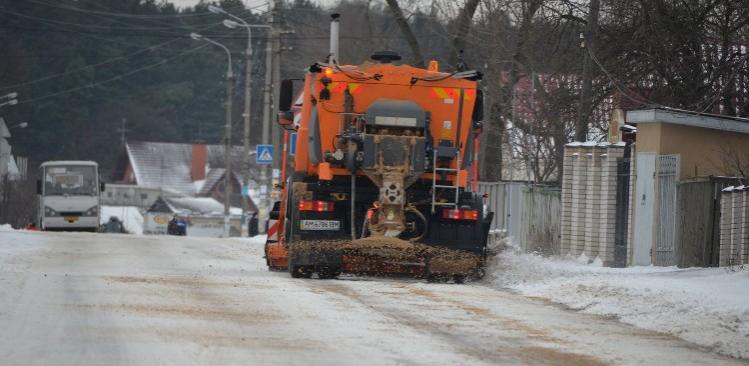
[256,144,273,165]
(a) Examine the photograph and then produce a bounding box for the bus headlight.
[84,206,98,217]
[44,206,59,217]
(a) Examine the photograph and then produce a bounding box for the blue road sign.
[256,144,273,165]
[289,132,297,156]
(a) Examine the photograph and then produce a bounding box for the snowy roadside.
[485,243,749,359]
[100,206,144,235]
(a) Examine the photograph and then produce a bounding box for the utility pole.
[576,0,600,142]
[258,0,279,234]
[207,4,273,237]
[241,25,253,227]
[271,0,282,173]
[224,71,235,238]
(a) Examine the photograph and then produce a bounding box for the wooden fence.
[520,185,561,255]
[676,177,742,267]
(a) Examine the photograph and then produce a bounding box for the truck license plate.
[300,220,340,231]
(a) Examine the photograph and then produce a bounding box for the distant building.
[0,118,26,180]
[143,196,243,237]
[110,141,258,212]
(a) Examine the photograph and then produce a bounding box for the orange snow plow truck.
[265,14,493,282]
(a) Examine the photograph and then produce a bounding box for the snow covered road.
[0,230,745,365]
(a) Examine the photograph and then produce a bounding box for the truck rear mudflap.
[288,236,483,282]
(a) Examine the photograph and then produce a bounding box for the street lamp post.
[209,5,271,236]
[190,32,235,238]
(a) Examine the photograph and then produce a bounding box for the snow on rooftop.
[125,141,253,196]
[620,124,637,131]
[167,196,241,216]
[192,179,206,193]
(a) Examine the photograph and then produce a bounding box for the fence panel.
[476,182,504,232]
[520,186,561,254]
[476,181,524,238]
[654,155,679,266]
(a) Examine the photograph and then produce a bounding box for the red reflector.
[298,200,334,212]
[442,208,479,220]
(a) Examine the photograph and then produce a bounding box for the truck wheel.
[290,265,312,278]
[317,266,341,279]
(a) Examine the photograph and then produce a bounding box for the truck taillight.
[298,200,335,212]
[442,208,479,221]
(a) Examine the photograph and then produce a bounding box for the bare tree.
[449,0,482,66]
[385,0,427,67]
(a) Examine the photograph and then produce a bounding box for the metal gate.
[654,155,680,266]
[634,153,656,266]
[613,145,632,268]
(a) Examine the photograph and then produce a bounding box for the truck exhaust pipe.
[329,13,340,64]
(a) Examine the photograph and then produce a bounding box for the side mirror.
[277,111,294,126]
[100,182,106,192]
[279,79,294,112]
[270,201,281,220]
[36,180,42,194]
[472,88,484,122]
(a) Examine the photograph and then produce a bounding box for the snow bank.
[487,245,749,359]
[100,206,144,235]
[0,224,14,232]
[226,234,267,246]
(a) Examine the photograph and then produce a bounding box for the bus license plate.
[300,220,340,231]
[64,216,79,223]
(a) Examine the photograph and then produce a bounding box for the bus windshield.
[44,165,97,196]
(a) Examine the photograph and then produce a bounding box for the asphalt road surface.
[0,230,745,365]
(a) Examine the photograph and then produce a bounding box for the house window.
[141,193,148,200]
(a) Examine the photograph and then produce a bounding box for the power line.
[0,37,184,91]
[0,24,430,41]
[0,11,236,91]
[586,46,662,108]
[16,42,211,105]
[24,0,263,19]
[1,9,224,32]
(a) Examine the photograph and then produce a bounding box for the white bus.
[37,161,104,231]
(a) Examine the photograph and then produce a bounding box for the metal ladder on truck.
[431,151,461,214]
